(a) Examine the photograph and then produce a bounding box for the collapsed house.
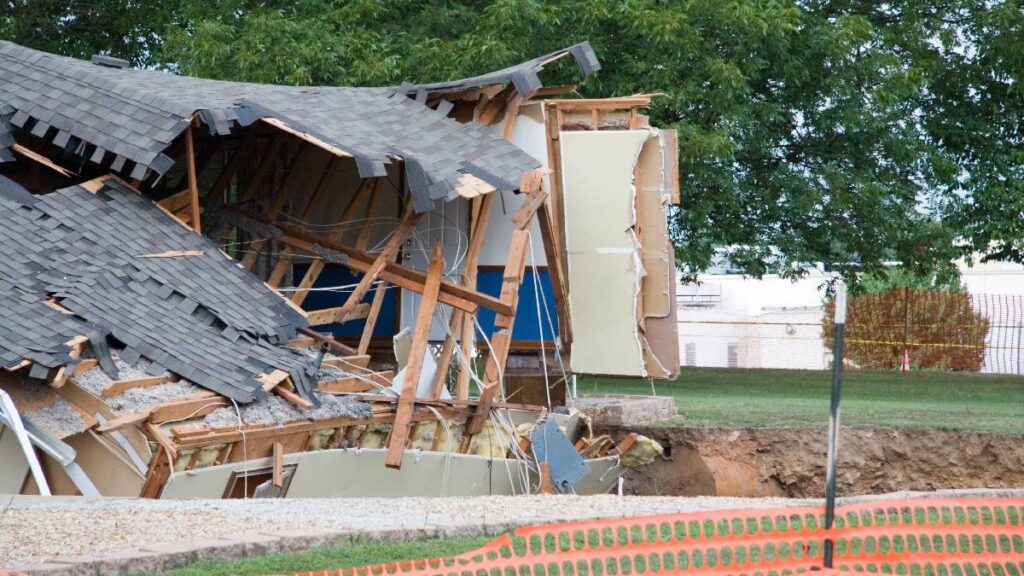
[0,39,680,498]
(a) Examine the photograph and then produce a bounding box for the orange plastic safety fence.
[294,498,1024,576]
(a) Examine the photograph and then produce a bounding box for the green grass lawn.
[130,535,492,576]
[579,367,1023,434]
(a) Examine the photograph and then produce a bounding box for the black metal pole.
[823,282,846,568]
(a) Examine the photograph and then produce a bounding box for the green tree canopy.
[3,0,1021,285]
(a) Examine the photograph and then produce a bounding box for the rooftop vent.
[90,54,129,69]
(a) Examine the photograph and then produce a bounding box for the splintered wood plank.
[385,241,444,469]
[101,375,174,398]
[501,95,523,140]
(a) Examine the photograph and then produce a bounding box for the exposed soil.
[600,426,1024,498]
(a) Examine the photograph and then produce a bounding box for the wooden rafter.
[267,156,340,287]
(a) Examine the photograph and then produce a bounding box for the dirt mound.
[603,426,1024,498]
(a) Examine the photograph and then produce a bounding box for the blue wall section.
[295,263,399,337]
[475,268,559,342]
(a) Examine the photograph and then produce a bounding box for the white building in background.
[677,259,1024,372]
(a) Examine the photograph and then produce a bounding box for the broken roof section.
[0,175,315,403]
[401,42,600,98]
[0,41,593,210]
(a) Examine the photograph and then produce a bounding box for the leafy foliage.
[2,1,1021,283]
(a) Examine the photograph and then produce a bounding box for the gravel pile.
[2,489,1017,569]
[0,494,807,567]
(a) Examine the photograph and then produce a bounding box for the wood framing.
[184,124,202,232]
[385,241,444,469]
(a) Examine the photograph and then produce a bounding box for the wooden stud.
[457,193,495,400]
[465,189,539,434]
[272,442,284,487]
[184,124,202,232]
[385,241,444,469]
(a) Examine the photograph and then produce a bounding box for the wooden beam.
[185,125,202,232]
[150,394,227,424]
[328,206,421,324]
[318,370,392,394]
[296,327,358,356]
[386,241,444,469]
[537,198,573,346]
[546,97,652,110]
[456,193,495,399]
[228,207,508,315]
[261,117,354,159]
[501,95,523,140]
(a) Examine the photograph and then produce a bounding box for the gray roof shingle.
[0,41,562,208]
[0,177,315,403]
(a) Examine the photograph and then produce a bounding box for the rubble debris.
[0,39,678,499]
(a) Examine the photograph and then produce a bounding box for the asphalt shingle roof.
[0,176,316,403]
[0,40,563,208]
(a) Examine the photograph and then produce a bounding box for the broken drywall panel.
[636,130,673,320]
[560,130,649,377]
